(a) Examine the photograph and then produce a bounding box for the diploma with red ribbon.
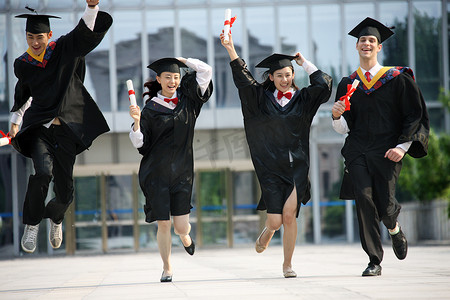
[126,80,137,107]
[339,79,360,111]
[0,130,11,147]
[223,9,236,44]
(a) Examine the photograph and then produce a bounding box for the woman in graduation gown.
[220,32,332,278]
[129,57,213,282]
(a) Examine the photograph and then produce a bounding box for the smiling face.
[269,66,295,93]
[156,71,181,98]
[26,31,52,56]
[356,35,382,61]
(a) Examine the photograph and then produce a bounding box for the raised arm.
[220,31,239,61]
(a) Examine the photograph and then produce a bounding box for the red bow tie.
[277,91,292,100]
[164,97,178,105]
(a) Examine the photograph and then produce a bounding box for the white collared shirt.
[359,63,383,81]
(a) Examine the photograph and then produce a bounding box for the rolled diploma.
[126,80,137,107]
[223,9,231,44]
[351,79,360,92]
[0,137,11,147]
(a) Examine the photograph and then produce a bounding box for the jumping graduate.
[220,31,332,278]
[129,57,213,282]
[9,0,112,253]
[332,17,429,276]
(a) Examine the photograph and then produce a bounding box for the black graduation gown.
[337,67,429,199]
[230,58,332,216]
[11,11,113,157]
[137,73,213,223]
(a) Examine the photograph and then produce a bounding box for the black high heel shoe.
[160,271,172,282]
[184,238,195,256]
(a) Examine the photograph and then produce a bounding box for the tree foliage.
[397,130,450,202]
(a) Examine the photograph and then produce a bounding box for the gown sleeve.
[396,72,429,158]
[137,107,152,156]
[11,61,31,112]
[229,57,263,113]
[299,70,333,115]
[56,11,113,59]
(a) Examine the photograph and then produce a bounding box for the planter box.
[398,200,450,244]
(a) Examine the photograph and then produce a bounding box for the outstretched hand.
[220,31,239,61]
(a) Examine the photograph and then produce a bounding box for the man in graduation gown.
[332,17,429,276]
[8,0,112,253]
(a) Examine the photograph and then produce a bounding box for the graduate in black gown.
[129,57,213,282]
[220,31,332,278]
[332,17,429,276]
[8,0,112,254]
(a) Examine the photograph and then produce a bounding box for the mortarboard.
[15,7,60,34]
[348,17,394,43]
[255,53,297,73]
[147,58,188,76]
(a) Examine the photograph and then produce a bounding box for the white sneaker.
[49,220,63,249]
[21,224,39,253]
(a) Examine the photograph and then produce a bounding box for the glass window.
[10,0,38,9]
[311,4,341,80]
[145,9,175,81]
[84,19,112,111]
[344,4,375,74]
[196,171,227,246]
[106,175,134,250]
[178,0,206,5]
[179,8,208,60]
[379,1,409,67]
[145,0,174,6]
[413,1,442,101]
[278,5,309,90]
[42,0,75,9]
[0,16,7,114]
[210,0,240,3]
[112,0,142,7]
[246,6,275,82]
[233,171,258,245]
[74,176,101,251]
[213,7,242,108]
[50,13,76,41]
[113,11,143,112]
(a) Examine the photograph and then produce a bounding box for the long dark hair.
[261,65,299,92]
[143,79,162,104]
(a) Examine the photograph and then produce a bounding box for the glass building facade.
[0,0,448,256]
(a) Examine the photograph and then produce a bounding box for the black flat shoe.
[362,263,382,276]
[184,238,195,256]
[160,271,172,282]
[391,228,408,260]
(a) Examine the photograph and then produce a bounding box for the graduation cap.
[147,58,188,76]
[348,17,394,43]
[255,53,297,73]
[15,6,60,34]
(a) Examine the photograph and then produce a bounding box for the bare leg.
[173,214,192,247]
[256,213,282,252]
[282,187,298,276]
[157,220,172,276]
